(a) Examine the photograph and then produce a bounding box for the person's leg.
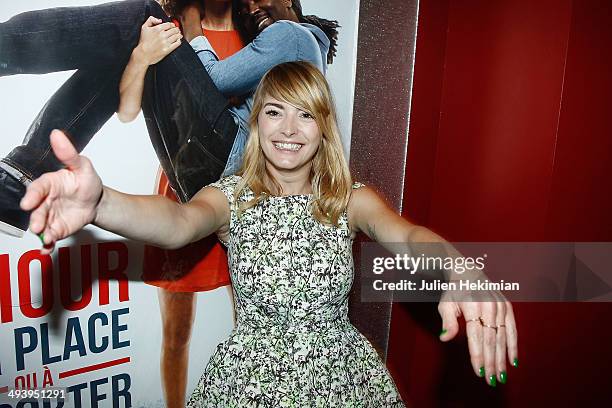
[0,0,236,235]
[1,0,170,178]
[0,64,127,236]
[3,65,127,180]
[0,0,159,76]
[141,40,238,202]
[158,289,197,408]
[0,0,174,235]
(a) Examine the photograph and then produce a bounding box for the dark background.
[383,0,612,406]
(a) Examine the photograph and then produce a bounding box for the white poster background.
[0,1,358,406]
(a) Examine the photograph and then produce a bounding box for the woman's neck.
[201,1,234,31]
[266,165,313,196]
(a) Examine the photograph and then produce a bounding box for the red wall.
[389,0,612,405]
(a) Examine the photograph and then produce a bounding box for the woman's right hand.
[20,130,103,254]
[136,16,183,66]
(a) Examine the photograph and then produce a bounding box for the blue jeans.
[0,0,237,202]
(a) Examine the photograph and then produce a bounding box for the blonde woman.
[21,61,518,406]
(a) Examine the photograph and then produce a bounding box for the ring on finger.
[482,322,498,332]
[466,317,483,325]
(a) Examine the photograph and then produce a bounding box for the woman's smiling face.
[257,95,322,175]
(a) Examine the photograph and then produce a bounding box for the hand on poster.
[117,16,183,123]
[438,290,518,386]
[136,16,183,66]
[19,130,102,254]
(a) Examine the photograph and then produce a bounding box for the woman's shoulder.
[347,183,386,214]
[209,174,242,188]
[346,183,391,233]
[207,175,243,203]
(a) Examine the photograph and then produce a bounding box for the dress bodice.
[214,176,355,332]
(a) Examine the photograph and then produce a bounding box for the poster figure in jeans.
[0,0,340,406]
[0,0,338,232]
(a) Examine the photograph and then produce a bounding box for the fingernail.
[500,371,507,384]
[489,375,497,387]
[512,358,519,368]
[38,233,45,244]
[479,367,485,377]
[439,328,447,337]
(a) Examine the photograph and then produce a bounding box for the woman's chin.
[265,157,309,173]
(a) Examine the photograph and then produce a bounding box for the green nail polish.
[489,375,497,387]
[439,328,447,336]
[513,358,519,368]
[500,371,507,384]
[38,233,45,244]
[479,367,485,377]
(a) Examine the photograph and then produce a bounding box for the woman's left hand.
[437,290,518,386]
[345,186,519,386]
[136,16,183,66]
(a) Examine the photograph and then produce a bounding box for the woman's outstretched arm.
[20,130,229,252]
[348,186,518,387]
[117,16,182,123]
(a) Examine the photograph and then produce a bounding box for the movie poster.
[0,1,360,406]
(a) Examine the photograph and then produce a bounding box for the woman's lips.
[273,142,303,152]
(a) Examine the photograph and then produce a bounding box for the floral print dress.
[187,175,404,407]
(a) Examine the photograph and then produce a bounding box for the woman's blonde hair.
[236,61,352,226]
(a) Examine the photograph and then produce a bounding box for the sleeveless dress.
[187,175,405,407]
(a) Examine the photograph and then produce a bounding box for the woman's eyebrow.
[263,102,285,109]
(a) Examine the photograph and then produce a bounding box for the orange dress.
[142,28,245,292]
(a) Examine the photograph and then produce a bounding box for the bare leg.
[158,289,197,408]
